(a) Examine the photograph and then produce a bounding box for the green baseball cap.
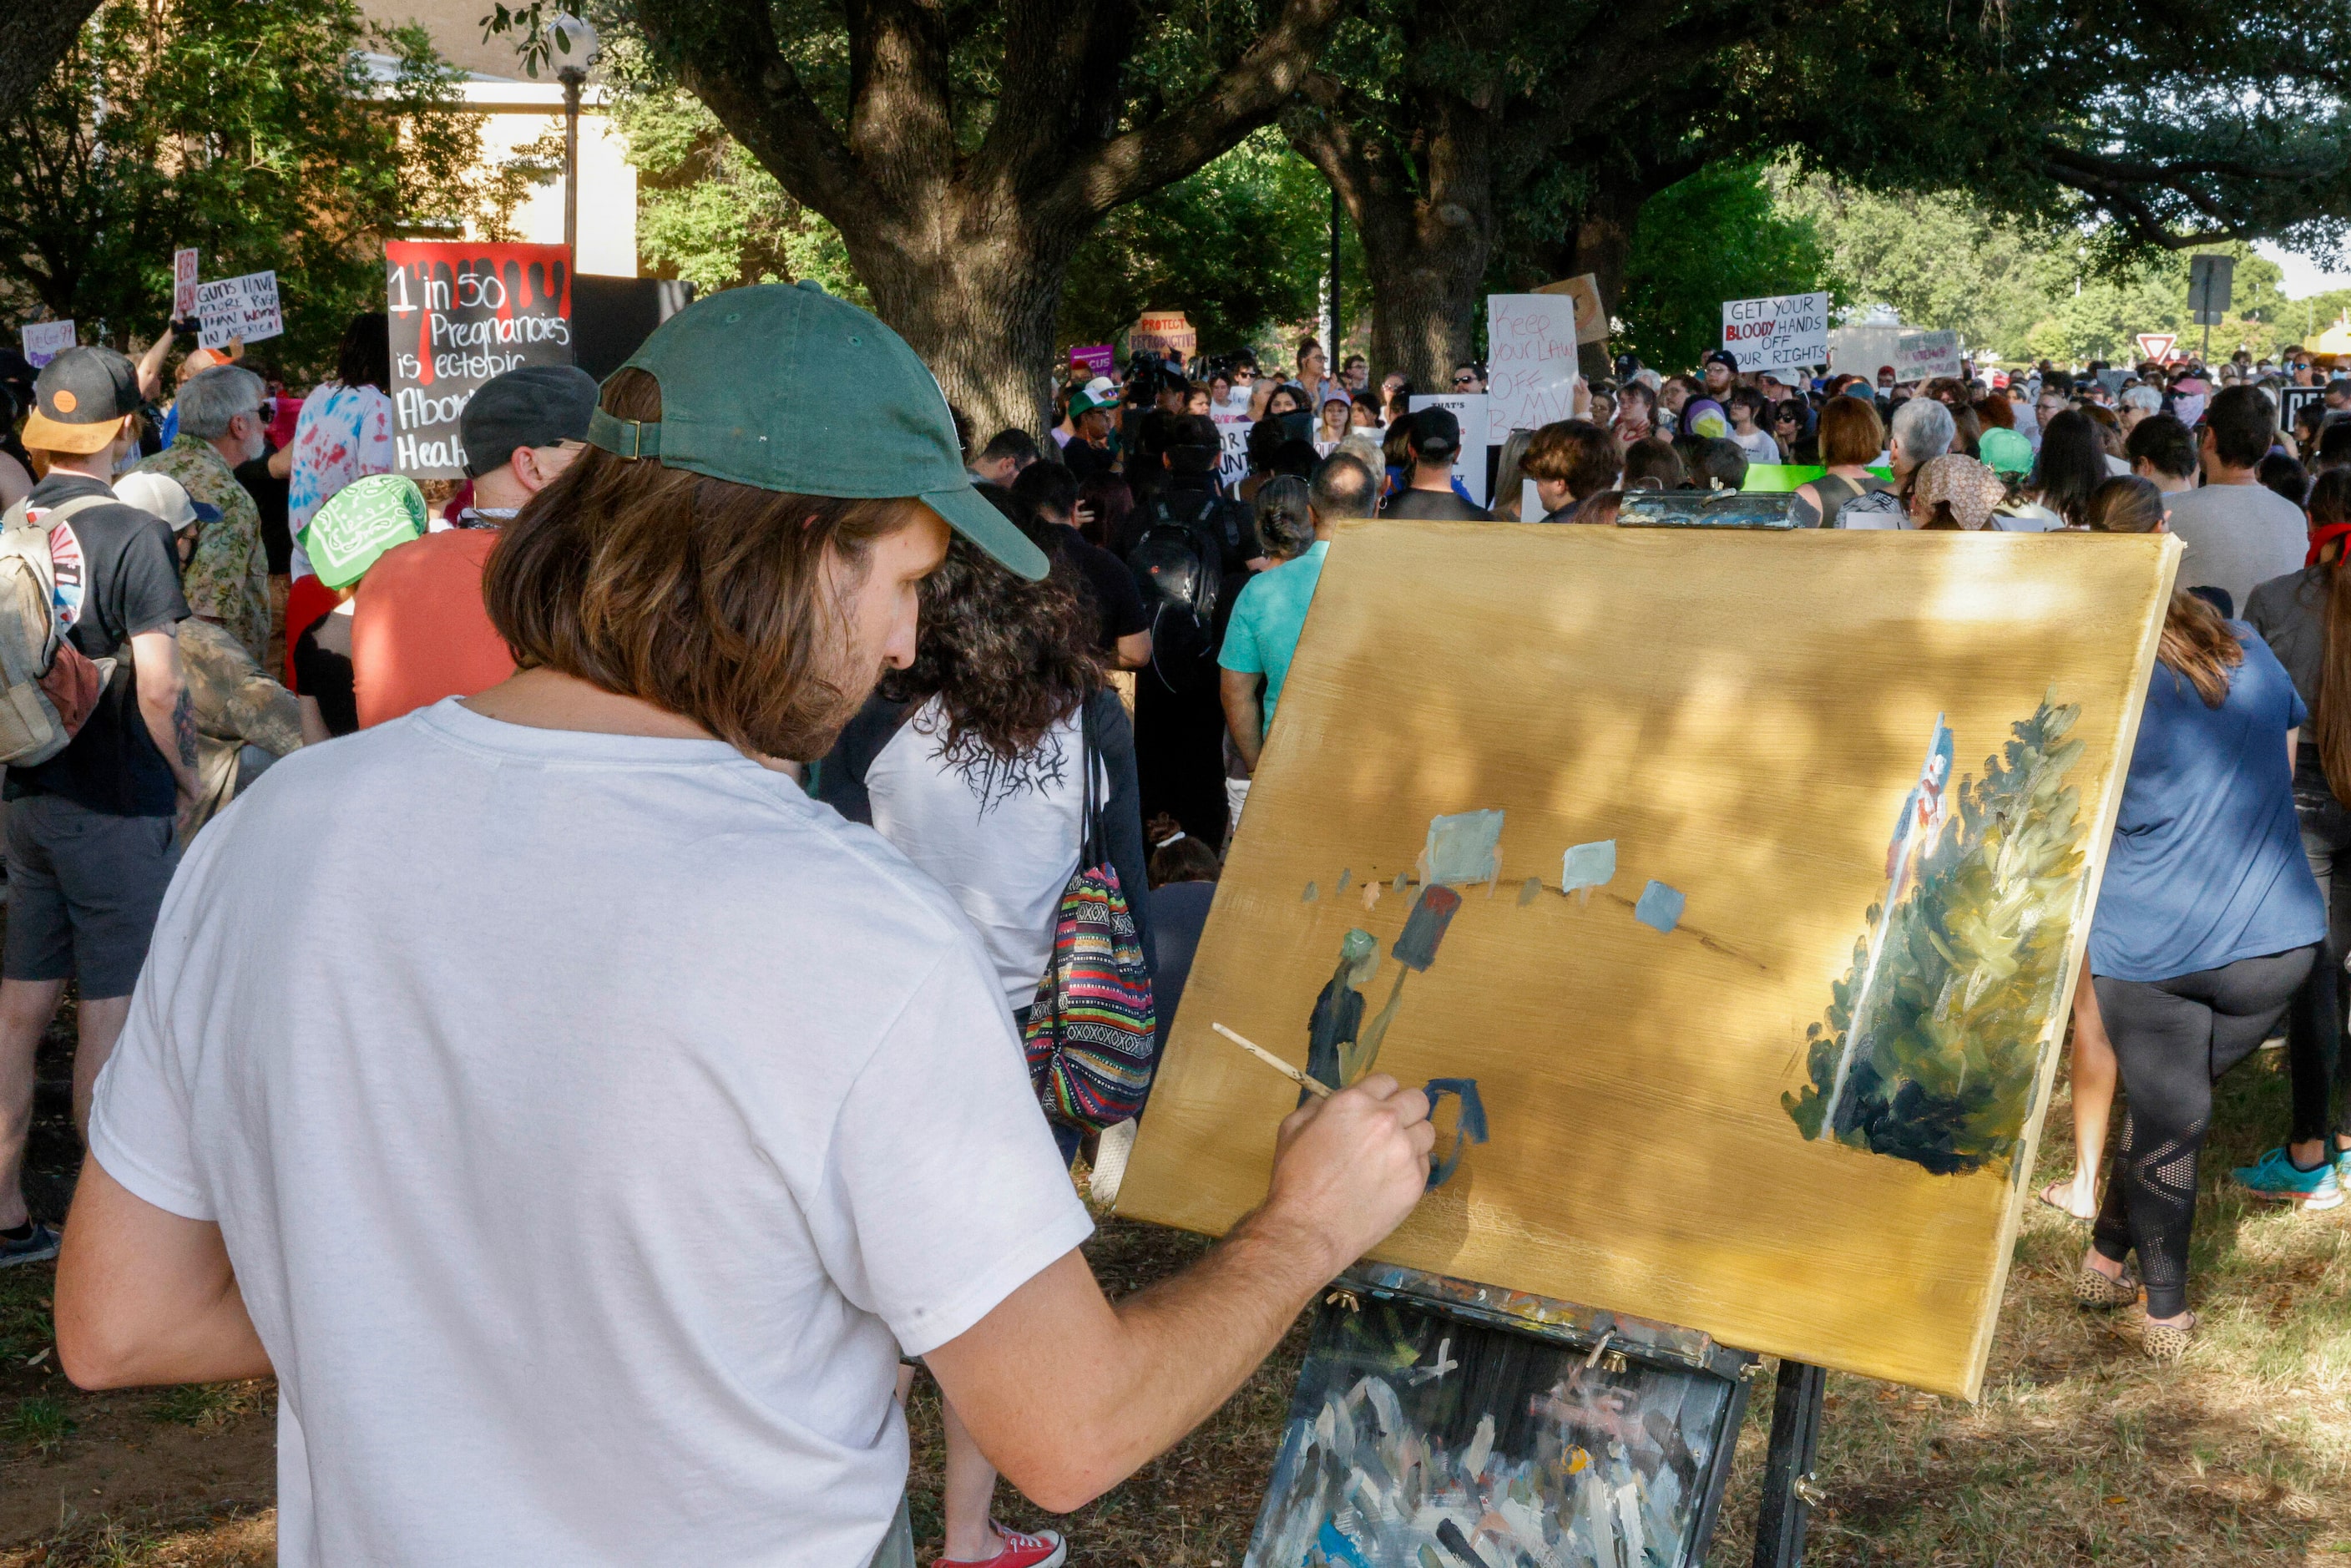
[585,282,1049,580]
[1978,425,2034,476]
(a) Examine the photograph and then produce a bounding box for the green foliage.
[1785,701,2086,1176]
[0,0,483,379]
[1618,163,1835,372]
[5,1394,73,1458]
[609,83,867,303]
[1778,176,2316,363]
[1058,130,1362,362]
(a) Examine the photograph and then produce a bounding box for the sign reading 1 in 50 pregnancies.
[385,241,574,478]
[1721,291,1828,372]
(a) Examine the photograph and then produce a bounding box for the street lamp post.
[545,13,598,260]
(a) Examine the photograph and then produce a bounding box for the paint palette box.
[1247,1266,1752,1568]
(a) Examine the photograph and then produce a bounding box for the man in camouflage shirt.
[138,364,272,665]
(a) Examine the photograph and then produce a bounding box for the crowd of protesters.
[0,287,2345,1568]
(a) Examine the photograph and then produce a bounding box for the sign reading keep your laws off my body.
[385,242,575,479]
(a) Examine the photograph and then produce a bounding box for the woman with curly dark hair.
[817,499,1152,1025]
[812,489,1151,1568]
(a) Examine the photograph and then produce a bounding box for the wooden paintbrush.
[1212,1022,1334,1098]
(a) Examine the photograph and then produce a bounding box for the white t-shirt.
[866,696,1093,1009]
[1730,427,1781,465]
[89,700,1091,1568]
[2161,481,2310,617]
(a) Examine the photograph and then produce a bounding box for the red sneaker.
[937,1523,1067,1568]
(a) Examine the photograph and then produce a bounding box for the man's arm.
[1115,630,1152,669]
[131,625,203,802]
[55,1156,272,1388]
[926,1075,1433,1510]
[1220,668,1265,772]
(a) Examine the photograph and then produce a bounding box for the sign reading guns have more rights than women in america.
[1721,291,1829,372]
[385,241,574,478]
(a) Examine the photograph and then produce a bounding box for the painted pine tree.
[1783,699,2087,1176]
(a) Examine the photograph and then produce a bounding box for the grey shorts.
[3,794,181,997]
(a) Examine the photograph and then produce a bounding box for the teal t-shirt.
[1218,540,1329,738]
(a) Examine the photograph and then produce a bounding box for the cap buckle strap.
[587,407,661,462]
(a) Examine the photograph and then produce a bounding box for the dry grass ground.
[3,1039,2347,1565]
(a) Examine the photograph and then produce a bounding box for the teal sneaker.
[2232,1146,2345,1210]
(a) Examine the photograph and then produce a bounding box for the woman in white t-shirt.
[815,508,1150,1568]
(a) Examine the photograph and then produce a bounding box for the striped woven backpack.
[1023,700,1157,1130]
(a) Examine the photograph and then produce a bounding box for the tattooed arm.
[131,625,203,802]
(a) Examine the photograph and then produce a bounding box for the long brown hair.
[2084,472,2241,706]
[2308,468,2351,798]
[483,368,923,761]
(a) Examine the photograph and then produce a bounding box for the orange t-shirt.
[351,530,516,728]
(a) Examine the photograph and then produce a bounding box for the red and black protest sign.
[385,241,574,478]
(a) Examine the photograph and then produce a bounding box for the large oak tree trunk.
[634,0,1352,436]
[839,191,1080,437]
[1289,91,1497,391]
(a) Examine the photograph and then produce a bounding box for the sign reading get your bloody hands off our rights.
[385,241,574,478]
[1721,291,1829,372]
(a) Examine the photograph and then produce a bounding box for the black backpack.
[1127,492,1233,621]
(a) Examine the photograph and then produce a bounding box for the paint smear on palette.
[1242,1294,1740,1568]
[1561,839,1616,893]
[1635,880,1686,933]
[1423,809,1504,887]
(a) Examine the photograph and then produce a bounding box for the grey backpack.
[0,493,118,766]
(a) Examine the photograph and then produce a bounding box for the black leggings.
[2287,787,2351,1144]
[2092,945,2316,1318]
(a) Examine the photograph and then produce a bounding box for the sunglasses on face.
[1454,375,1478,387]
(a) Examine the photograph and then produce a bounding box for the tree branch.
[1040,0,1356,222]
[626,0,870,220]
[0,0,104,120]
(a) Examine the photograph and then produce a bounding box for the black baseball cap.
[462,364,601,478]
[1703,348,1742,375]
[1410,405,1460,461]
[25,346,140,454]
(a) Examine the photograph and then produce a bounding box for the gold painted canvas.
[1117,522,2182,1397]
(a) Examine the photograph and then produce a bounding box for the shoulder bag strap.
[1079,690,1105,870]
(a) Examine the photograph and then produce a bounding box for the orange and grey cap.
[584,281,1049,580]
[24,346,141,455]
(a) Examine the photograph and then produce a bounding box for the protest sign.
[1722,291,1829,372]
[2278,385,2324,435]
[1408,392,1489,507]
[1214,407,1252,488]
[1069,344,1115,377]
[1128,311,1196,362]
[384,240,574,479]
[1485,295,1585,443]
[172,249,199,320]
[1530,274,1611,344]
[195,271,282,349]
[19,320,75,367]
[1892,329,1962,382]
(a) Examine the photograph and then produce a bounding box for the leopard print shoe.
[2073,1261,2140,1309]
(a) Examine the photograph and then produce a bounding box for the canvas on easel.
[1116,523,2181,1399]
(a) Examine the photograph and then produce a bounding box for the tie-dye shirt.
[286,382,395,579]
